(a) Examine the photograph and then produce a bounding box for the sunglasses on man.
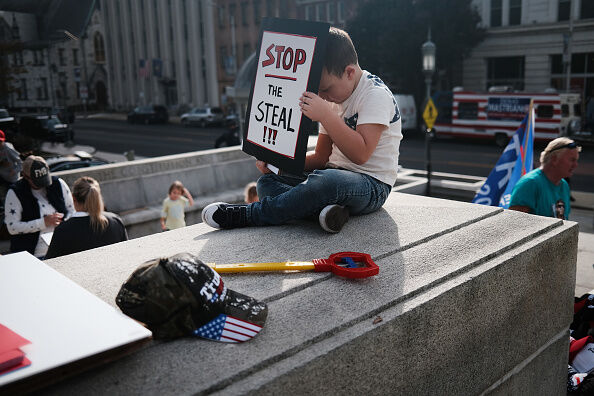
[549,141,581,152]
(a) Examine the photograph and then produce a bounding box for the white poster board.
[0,252,151,390]
[242,18,329,175]
[245,31,316,158]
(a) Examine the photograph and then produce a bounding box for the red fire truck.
[431,89,582,147]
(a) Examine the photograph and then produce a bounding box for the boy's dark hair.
[169,180,184,194]
[324,27,358,77]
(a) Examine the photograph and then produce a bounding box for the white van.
[394,94,417,133]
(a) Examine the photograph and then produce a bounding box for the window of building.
[241,2,248,25]
[490,0,502,27]
[509,0,521,25]
[305,5,313,20]
[72,48,79,65]
[218,5,226,28]
[561,104,569,117]
[487,56,525,90]
[17,78,27,100]
[33,50,43,66]
[94,32,106,63]
[338,1,345,22]
[581,0,594,19]
[458,102,478,120]
[12,51,23,66]
[76,81,81,99]
[551,54,564,74]
[58,48,66,66]
[59,72,69,99]
[328,2,336,23]
[558,0,570,21]
[220,46,227,68]
[41,78,48,100]
[253,0,261,24]
[229,3,236,26]
[316,3,326,21]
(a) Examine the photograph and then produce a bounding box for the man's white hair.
[540,137,581,166]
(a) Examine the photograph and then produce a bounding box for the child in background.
[160,180,194,231]
[244,182,259,203]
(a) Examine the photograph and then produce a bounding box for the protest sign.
[242,18,329,175]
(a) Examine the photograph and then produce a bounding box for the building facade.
[0,6,108,112]
[464,0,594,108]
[100,0,219,112]
[214,0,298,113]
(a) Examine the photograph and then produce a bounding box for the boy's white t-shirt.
[319,70,402,186]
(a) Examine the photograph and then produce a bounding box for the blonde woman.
[45,177,127,259]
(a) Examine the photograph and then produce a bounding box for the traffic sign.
[79,85,88,99]
[423,97,438,130]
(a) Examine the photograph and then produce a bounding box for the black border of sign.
[242,18,329,175]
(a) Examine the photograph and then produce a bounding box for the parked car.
[127,105,169,124]
[394,94,418,133]
[45,151,110,172]
[214,118,241,148]
[180,106,224,127]
[0,108,17,139]
[19,115,74,143]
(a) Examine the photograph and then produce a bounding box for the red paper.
[0,350,24,372]
[0,356,31,376]
[0,324,30,354]
[0,323,31,375]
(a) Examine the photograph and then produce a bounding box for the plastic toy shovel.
[207,252,378,279]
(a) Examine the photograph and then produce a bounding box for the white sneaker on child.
[318,204,349,233]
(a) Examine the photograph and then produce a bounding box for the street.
[72,118,594,193]
[72,119,225,157]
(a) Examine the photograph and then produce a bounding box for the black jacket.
[9,176,68,255]
[45,212,128,259]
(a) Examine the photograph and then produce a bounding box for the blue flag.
[472,107,534,208]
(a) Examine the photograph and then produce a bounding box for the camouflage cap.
[116,253,268,342]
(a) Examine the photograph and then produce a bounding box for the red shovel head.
[312,252,379,279]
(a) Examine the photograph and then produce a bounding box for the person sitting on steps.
[202,27,402,233]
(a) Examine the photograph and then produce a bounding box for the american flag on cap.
[193,313,263,343]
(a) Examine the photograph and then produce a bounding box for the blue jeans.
[247,169,391,226]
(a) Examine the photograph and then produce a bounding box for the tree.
[347,0,486,101]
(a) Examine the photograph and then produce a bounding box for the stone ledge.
[42,192,578,394]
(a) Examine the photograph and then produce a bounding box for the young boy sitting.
[202,27,402,233]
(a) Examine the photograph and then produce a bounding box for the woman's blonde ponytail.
[72,177,108,232]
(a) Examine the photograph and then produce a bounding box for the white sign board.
[242,18,329,175]
[246,31,316,158]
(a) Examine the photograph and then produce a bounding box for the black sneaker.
[201,202,248,229]
[318,204,349,233]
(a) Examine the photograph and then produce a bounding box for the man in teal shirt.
[509,137,580,219]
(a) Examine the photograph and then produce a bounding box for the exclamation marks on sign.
[262,126,278,145]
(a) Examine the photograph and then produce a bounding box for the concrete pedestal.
[43,192,578,395]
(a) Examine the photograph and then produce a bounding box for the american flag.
[139,59,150,79]
[193,314,262,343]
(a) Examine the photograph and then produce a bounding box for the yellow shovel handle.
[207,261,315,273]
